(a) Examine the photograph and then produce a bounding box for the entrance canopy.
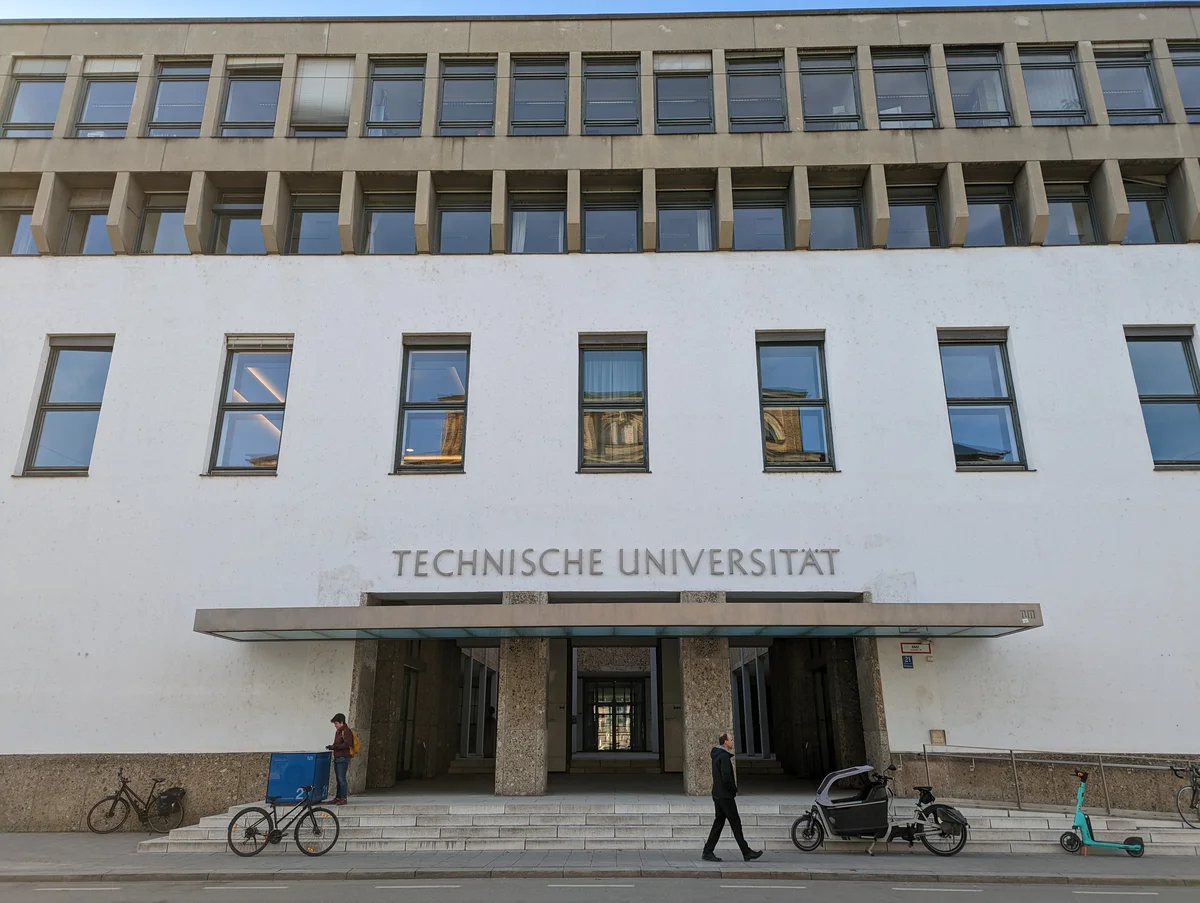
[194,600,1043,642]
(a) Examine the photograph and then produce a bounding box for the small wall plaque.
[929,729,947,746]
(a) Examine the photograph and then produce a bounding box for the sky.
[0,0,1093,19]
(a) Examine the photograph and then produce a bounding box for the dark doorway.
[395,665,419,780]
[582,679,647,752]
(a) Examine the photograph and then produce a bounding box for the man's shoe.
[701,852,722,862]
[743,849,763,861]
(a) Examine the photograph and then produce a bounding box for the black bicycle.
[226,785,340,856]
[86,768,186,834]
[1173,762,1200,828]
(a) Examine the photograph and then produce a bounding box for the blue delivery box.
[266,752,331,803]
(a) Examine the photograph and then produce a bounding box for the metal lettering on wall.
[392,548,840,578]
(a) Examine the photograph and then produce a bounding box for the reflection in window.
[291,57,353,137]
[799,54,860,131]
[220,66,281,136]
[654,53,714,134]
[437,196,490,254]
[657,193,713,252]
[946,49,1011,127]
[366,59,425,136]
[76,78,136,138]
[211,347,292,472]
[1122,182,1177,245]
[137,194,190,253]
[733,190,787,250]
[25,344,113,474]
[2,58,67,137]
[873,51,936,129]
[212,196,266,254]
[439,59,497,136]
[149,62,210,137]
[1020,49,1086,126]
[363,194,416,254]
[809,188,864,250]
[939,340,1025,467]
[1171,45,1200,124]
[510,198,565,254]
[726,54,787,132]
[580,346,647,470]
[583,56,640,135]
[288,196,341,254]
[964,186,1020,247]
[1,210,38,255]
[583,199,639,253]
[510,58,568,136]
[1126,335,1200,464]
[63,212,114,255]
[1044,185,1098,246]
[397,346,470,470]
[757,342,833,468]
[886,187,941,249]
[1096,51,1163,124]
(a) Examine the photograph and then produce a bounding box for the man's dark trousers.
[703,797,752,856]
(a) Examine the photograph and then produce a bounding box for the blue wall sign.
[902,655,914,669]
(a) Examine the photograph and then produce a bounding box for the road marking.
[547,885,637,888]
[204,887,288,891]
[36,890,121,893]
[375,887,463,890]
[1072,893,1159,897]
[720,885,807,890]
[892,890,983,894]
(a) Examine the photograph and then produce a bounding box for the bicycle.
[1173,762,1200,828]
[86,768,186,834]
[226,784,340,856]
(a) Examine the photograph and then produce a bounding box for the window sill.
[392,468,465,475]
[577,467,651,475]
[764,466,839,474]
[1153,464,1200,471]
[200,470,278,477]
[12,470,89,478]
[955,465,1034,473]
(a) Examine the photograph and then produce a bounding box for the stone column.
[1167,158,1200,242]
[1076,42,1110,127]
[854,632,892,771]
[346,638,378,794]
[711,49,729,134]
[716,166,734,250]
[566,169,581,252]
[864,164,890,249]
[414,171,434,253]
[184,171,218,254]
[495,591,549,795]
[420,52,440,136]
[1015,160,1050,246]
[1002,43,1032,127]
[856,46,880,130]
[938,162,969,248]
[929,45,956,130]
[642,168,657,251]
[680,590,732,796]
[490,169,507,253]
[106,172,144,254]
[790,165,811,250]
[31,172,69,255]
[261,171,291,255]
[338,170,362,254]
[1090,159,1129,244]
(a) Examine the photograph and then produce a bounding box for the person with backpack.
[326,713,357,805]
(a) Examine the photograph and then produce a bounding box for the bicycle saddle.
[913,785,933,792]
[301,785,314,793]
[266,796,280,804]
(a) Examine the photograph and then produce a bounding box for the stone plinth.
[496,591,549,795]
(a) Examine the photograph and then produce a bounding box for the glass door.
[582,679,646,752]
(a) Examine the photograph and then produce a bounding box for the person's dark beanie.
[331,713,346,724]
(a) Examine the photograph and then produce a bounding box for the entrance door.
[582,679,646,752]
[731,646,773,758]
[395,665,419,779]
[458,649,498,758]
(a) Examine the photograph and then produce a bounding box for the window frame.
[2,64,67,138]
[285,195,342,255]
[1126,332,1200,468]
[1019,47,1088,126]
[1043,183,1101,246]
[135,193,190,254]
[756,338,835,472]
[364,58,425,137]
[361,192,417,254]
[1171,44,1200,124]
[798,52,863,132]
[435,193,492,255]
[1,208,38,256]
[211,194,266,255]
[964,185,1022,247]
[653,55,715,135]
[509,56,569,136]
[508,193,567,254]
[582,55,641,136]
[437,58,498,137]
[23,341,113,476]
[732,188,790,251]
[1122,181,1179,245]
[73,75,137,138]
[725,52,788,133]
[219,69,281,137]
[808,187,865,250]
[581,193,641,253]
[656,190,716,252]
[578,341,649,474]
[945,48,1013,128]
[938,336,1027,470]
[394,342,471,474]
[886,186,944,249]
[147,61,210,137]
[1095,51,1165,125]
[209,342,292,475]
[61,210,113,256]
[872,50,938,129]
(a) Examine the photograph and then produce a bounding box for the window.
[939,338,1025,467]
[733,189,787,250]
[3,58,67,137]
[510,57,568,136]
[946,49,1011,127]
[583,193,639,253]
[210,343,292,473]
[1019,48,1086,126]
[886,187,941,249]
[580,343,647,471]
[366,59,424,136]
[726,53,787,132]
[757,341,833,469]
[1122,181,1177,245]
[25,341,113,474]
[148,62,210,137]
[438,59,497,136]
[657,191,713,252]
[436,194,490,254]
[212,195,266,254]
[510,193,565,254]
[964,186,1020,247]
[1171,45,1200,124]
[808,187,864,250]
[291,58,353,137]
[873,51,936,129]
[1095,51,1163,124]
[62,211,114,255]
[288,195,341,254]
[654,53,714,134]
[799,53,860,131]
[1126,332,1200,465]
[1044,184,1098,246]
[363,193,416,254]
[137,193,189,253]
[1,209,37,255]
[582,56,640,135]
[396,344,470,471]
[220,63,281,136]
[75,60,138,138]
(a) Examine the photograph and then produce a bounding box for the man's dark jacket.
[710,746,737,799]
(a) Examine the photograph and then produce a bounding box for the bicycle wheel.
[1178,786,1200,829]
[227,807,273,857]
[790,813,824,852]
[294,806,340,856]
[87,796,131,834]
[146,795,185,834]
[920,824,968,856]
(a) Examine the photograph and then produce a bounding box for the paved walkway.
[1,833,1199,885]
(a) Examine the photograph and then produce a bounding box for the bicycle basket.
[157,787,186,815]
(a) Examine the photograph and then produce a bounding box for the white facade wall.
[0,247,1197,757]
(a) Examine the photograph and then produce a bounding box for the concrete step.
[447,758,495,775]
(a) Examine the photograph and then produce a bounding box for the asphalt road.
[0,879,1187,903]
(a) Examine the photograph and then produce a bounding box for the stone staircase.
[569,755,663,775]
[139,798,1199,855]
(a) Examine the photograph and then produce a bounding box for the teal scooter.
[1059,770,1145,857]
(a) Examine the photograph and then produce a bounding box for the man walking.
[326,713,353,805]
[702,732,762,862]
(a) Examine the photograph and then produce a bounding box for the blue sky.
[0,0,1088,18]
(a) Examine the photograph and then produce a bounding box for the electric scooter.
[1059,770,1145,857]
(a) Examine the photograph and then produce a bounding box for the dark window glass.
[583,203,639,253]
[583,57,640,135]
[62,212,114,255]
[288,201,341,255]
[364,196,416,254]
[511,58,567,136]
[654,62,714,134]
[2,210,38,255]
[149,63,209,136]
[1123,185,1177,244]
[799,54,860,131]
[26,346,112,473]
[366,59,424,136]
[4,78,65,136]
[964,188,1020,247]
[809,188,863,250]
[137,195,190,254]
[939,341,1025,467]
[757,343,832,468]
[946,49,1011,127]
[75,79,135,137]
[873,52,936,128]
[726,55,787,132]
[886,188,941,249]
[439,59,497,136]
[1127,336,1200,465]
[212,197,266,254]
[1020,49,1086,125]
[657,198,714,252]
[211,349,291,472]
[580,346,647,470]
[1172,46,1200,123]
[733,192,787,250]
[1096,52,1163,124]
[1044,186,1098,246]
[437,202,490,254]
[221,73,280,136]
[397,347,470,470]
[510,203,565,254]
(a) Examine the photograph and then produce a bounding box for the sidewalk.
[1,834,1199,886]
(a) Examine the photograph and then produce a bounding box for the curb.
[1,869,1196,886]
